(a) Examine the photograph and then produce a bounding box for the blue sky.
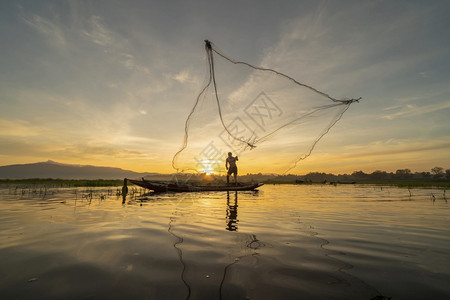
[1,0,449,174]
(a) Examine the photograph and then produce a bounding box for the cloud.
[0,118,53,137]
[6,1,449,173]
[340,138,450,159]
[382,101,450,120]
[259,1,446,96]
[294,137,450,173]
[82,15,113,46]
[21,11,66,50]
[82,16,150,74]
[174,70,190,83]
[60,142,143,157]
[168,69,198,84]
[22,8,149,74]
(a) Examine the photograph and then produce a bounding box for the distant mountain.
[0,160,161,179]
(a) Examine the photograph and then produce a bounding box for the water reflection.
[3,185,449,299]
[226,191,238,231]
[168,213,191,299]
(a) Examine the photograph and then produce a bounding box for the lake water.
[0,184,448,299]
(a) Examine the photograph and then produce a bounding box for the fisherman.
[225,152,238,185]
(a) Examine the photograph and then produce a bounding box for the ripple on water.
[0,185,448,299]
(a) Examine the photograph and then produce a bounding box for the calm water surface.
[0,184,448,299]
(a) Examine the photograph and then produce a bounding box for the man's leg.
[227,174,230,184]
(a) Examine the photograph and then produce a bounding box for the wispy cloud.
[0,118,52,137]
[344,138,450,158]
[21,11,66,50]
[82,15,150,73]
[382,101,450,120]
[22,6,149,74]
[5,1,449,173]
[168,69,198,84]
[297,137,450,173]
[60,142,143,158]
[82,15,113,46]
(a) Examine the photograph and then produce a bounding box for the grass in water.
[0,178,123,187]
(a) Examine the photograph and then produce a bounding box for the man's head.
[228,152,232,157]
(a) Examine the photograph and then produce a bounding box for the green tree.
[371,170,388,180]
[395,169,412,179]
[420,172,431,178]
[431,166,444,179]
[305,172,328,182]
[352,171,368,179]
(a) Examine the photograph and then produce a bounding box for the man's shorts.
[227,166,238,176]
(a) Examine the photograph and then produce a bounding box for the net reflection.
[226,191,238,231]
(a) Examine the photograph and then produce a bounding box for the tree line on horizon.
[239,166,450,182]
[294,166,449,182]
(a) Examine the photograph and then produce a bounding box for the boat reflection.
[226,191,238,231]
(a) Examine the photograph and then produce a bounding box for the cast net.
[172,40,360,176]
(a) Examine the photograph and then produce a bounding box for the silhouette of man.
[226,152,238,185]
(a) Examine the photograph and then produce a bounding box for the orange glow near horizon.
[1,138,449,176]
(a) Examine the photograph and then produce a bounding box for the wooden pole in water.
[122,178,128,204]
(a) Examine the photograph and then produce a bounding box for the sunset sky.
[1,0,449,174]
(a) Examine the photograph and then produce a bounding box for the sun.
[198,159,221,175]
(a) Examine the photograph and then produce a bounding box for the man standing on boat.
[226,152,238,185]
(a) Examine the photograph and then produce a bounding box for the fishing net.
[172,40,360,176]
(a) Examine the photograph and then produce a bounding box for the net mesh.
[172,40,360,176]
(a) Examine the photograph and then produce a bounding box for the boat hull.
[127,179,263,192]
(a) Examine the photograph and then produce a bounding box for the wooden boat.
[127,178,263,192]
